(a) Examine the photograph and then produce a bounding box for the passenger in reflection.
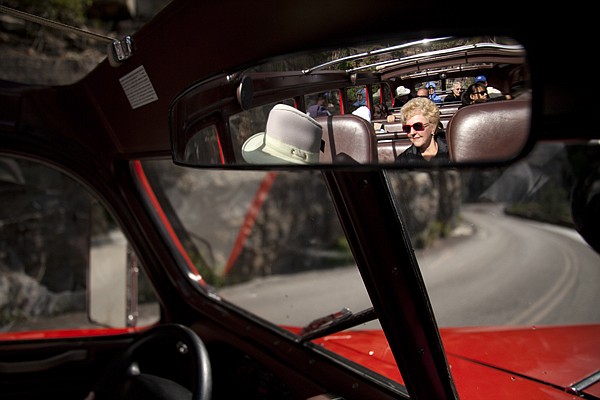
[444,81,463,102]
[415,87,429,98]
[307,93,332,118]
[462,80,512,108]
[241,104,324,164]
[426,82,443,104]
[395,97,449,165]
[460,82,489,108]
[372,104,388,132]
[372,103,389,120]
[353,89,367,108]
[394,85,412,107]
[474,75,503,98]
[393,87,429,124]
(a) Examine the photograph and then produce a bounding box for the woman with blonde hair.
[395,97,449,164]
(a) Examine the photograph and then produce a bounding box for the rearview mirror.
[169,36,531,168]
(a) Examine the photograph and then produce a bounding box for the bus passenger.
[395,97,449,165]
[474,75,502,98]
[474,75,512,101]
[416,87,429,98]
[372,103,389,120]
[426,82,443,103]
[444,81,463,102]
[460,82,489,108]
[307,93,331,118]
[394,86,412,107]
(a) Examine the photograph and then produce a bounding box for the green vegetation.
[1,0,92,26]
[506,181,573,227]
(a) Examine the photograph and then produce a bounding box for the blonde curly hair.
[399,97,440,126]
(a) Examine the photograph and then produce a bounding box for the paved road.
[220,203,600,329]
[419,203,600,327]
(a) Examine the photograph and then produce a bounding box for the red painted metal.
[283,324,600,399]
[0,327,142,341]
[132,160,204,282]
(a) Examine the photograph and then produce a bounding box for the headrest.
[316,114,378,163]
[446,100,531,163]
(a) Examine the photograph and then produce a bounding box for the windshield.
[139,164,374,327]
[388,143,600,327]
[139,140,600,389]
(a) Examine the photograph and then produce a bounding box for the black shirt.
[395,134,450,165]
[444,93,461,102]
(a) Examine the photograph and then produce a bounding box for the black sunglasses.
[472,91,488,96]
[402,122,429,134]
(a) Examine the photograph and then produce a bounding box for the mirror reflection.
[170,36,531,167]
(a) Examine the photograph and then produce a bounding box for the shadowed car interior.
[0,1,598,400]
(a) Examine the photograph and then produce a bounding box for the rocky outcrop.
[0,269,85,328]
[387,170,462,248]
[151,165,463,285]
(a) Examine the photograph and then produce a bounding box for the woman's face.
[469,88,488,102]
[404,112,435,150]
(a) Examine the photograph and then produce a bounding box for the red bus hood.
[312,324,600,399]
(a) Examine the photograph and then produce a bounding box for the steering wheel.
[89,323,212,400]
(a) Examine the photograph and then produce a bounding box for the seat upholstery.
[316,114,378,163]
[376,136,412,163]
[446,100,531,163]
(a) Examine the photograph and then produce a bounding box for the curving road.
[221,203,600,330]
[418,203,600,327]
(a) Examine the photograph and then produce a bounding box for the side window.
[0,156,158,334]
[304,91,340,117]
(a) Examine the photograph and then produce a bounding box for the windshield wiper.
[298,307,377,343]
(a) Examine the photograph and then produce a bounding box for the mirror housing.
[169,36,532,168]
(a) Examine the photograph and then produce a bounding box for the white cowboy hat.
[396,86,411,96]
[242,104,323,164]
